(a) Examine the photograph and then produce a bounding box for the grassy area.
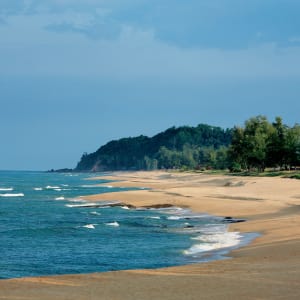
[180,169,300,179]
[285,173,300,179]
[230,170,300,179]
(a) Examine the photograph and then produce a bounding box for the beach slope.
[1,171,300,300]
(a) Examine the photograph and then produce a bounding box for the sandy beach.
[1,171,300,299]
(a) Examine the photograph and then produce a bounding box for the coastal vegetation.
[75,116,300,174]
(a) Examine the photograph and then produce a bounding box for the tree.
[267,117,288,168]
[181,144,198,169]
[284,124,300,168]
[214,146,229,170]
[228,126,248,170]
[229,116,275,172]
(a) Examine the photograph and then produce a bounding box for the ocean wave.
[65,203,98,208]
[34,187,43,191]
[0,188,13,191]
[184,232,242,255]
[90,211,101,215]
[157,207,190,214]
[121,206,130,210]
[167,216,181,220]
[46,186,60,189]
[0,193,24,197]
[55,197,65,200]
[68,198,86,203]
[105,221,119,227]
[83,224,96,229]
[80,185,100,188]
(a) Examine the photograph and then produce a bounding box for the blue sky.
[1,0,300,170]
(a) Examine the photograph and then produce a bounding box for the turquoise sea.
[0,171,255,279]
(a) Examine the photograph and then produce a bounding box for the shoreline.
[1,171,300,299]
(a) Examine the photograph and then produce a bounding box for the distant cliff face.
[75,124,232,172]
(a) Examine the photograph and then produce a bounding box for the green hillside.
[75,124,232,171]
[75,116,300,173]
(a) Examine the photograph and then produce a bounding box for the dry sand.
[1,171,300,299]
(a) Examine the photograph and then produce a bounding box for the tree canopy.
[75,124,232,171]
[228,116,300,172]
[75,116,300,172]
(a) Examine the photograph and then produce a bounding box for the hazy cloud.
[1,12,300,82]
[1,0,300,48]
[44,10,121,40]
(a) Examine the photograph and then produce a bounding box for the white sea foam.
[184,232,242,255]
[106,185,113,188]
[149,216,161,219]
[54,188,62,191]
[83,224,96,229]
[167,216,181,220]
[0,193,24,197]
[66,203,98,208]
[34,187,43,191]
[68,198,86,203]
[121,206,130,210]
[0,187,13,191]
[90,211,101,215]
[55,197,65,200]
[105,221,119,227]
[81,184,100,188]
[158,207,189,215]
[46,186,60,189]
[61,184,69,187]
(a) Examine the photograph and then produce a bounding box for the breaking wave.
[0,188,13,191]
[184,232,242,255]
[0,193,24,197]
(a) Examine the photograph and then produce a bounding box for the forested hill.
[75,124,232,171]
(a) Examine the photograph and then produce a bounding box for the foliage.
[229,116,300,172]
[75,116,300,173]
[75,124,232,171]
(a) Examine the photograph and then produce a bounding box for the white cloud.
[2,0,300,50]
[0,12,300,82]
[289,36,300,43]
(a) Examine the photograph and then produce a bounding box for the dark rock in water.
[56,168,74,173]
[47,168,74,173]
[185,225,194,228]
[233,219,246,223]
[223,217,246,223]
[142,204,174,209]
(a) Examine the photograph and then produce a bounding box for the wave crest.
[0,193,24,197]
[0,188,13,191]
[184,232,242,255]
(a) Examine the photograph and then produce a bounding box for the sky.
[1,0,300,170]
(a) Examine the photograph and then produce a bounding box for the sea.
[0,170,256,279]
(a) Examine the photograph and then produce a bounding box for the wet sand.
[1,171,300,299]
